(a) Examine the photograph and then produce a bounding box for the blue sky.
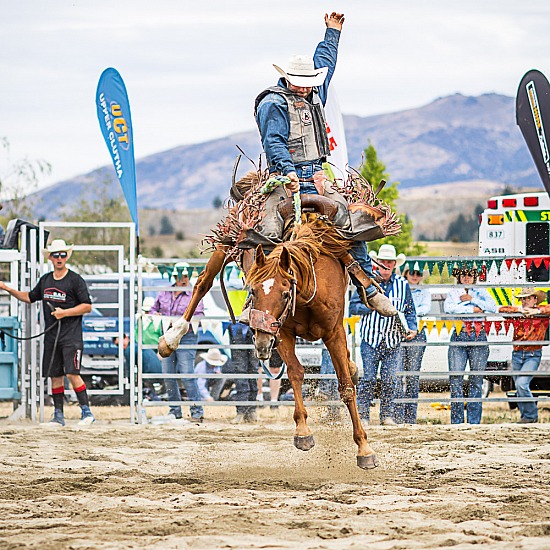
[1,0,549,190]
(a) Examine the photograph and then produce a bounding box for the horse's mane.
[246,215,351,298]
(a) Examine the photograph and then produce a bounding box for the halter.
[249,273,297,342]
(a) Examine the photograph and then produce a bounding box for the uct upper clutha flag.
[96,68,139,236]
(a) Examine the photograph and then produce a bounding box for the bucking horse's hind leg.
[323,327,379,469]
[276,332,315,451]
[158,247,227,358]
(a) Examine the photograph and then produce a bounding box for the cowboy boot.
[357,286,397,317]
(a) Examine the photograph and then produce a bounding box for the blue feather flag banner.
[96,68,139,235]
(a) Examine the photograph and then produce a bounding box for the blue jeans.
[512,349,541,421]
[162,331,203,419]
[357,341,402,422]
[395,329,427,424]
[448,330,489,424]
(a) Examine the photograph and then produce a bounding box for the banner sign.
[324,86,349,182]
[516,69,550,195]
[96,67,139,235]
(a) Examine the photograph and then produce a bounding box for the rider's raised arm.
[314,13,344,106]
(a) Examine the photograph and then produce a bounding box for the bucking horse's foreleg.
[158,248,227,358]
[323,327,379,469]
[276,332,315,451]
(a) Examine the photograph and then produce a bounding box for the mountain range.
[30,92,539,217]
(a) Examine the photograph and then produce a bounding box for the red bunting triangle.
[484,320,493,333]
[544,259,550,270]
[464,321,472,335]
[504,259,513,270]
[525,258,533,270]
[514,258,523,267]
[474,321,483,337]
[494,320,502,333]
[504,319,513,333]
[533,257,543,268]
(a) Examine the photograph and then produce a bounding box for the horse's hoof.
[157,337,173,358]
[294,435,315,451]
[357,453,379,469]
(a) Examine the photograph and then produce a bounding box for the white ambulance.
[478,191,550,401]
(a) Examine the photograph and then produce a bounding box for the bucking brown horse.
[158,216,379,469]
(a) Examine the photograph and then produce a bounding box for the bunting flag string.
[402,256,550,277]
[156,264,244,280]
[153,256,550,282]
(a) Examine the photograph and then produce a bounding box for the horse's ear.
[255,244,266,267]
[280,246,290,272]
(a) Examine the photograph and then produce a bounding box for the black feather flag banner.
[516,69,550,194]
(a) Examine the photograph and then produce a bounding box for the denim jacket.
[255,28,340,177]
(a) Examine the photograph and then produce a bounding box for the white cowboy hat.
[42,239,73,259]
[273,55,329,88]
[199,348,228,367]
[142,296,156,312]
[369,244,406,267]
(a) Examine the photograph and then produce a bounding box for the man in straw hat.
[498,287,550,423]
[194,348,228,403]
[350,244,418,426]
[253,11,396,318]
[0,239,95,426]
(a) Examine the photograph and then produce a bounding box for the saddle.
[278,194,386,242]
[277,194,340,222]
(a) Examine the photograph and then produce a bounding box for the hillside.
[28,92,539,220]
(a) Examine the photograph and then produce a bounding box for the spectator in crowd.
[150,262,205,422]
[227,322,259,424]
[0,239,94,426]
[195,348,228,402]
[395,265,432,424]
[350,244,417,426]
[498,288,549,424]
[444,267,497,424]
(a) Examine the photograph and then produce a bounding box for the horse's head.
[247,245,296,360]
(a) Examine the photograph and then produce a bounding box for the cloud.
[1,0,549,188]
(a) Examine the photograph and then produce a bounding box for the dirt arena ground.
[0,402,549,550]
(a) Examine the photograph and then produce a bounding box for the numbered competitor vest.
[255,86,331,166]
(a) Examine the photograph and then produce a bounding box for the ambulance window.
[526,222,549,282]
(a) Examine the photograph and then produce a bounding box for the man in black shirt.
[0,239,94,426]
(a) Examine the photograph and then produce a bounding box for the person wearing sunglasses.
[0,239,93,426]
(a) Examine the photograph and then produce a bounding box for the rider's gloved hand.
[285,172,300,194]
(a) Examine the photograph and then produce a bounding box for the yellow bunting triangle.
[454,320,463,335]
[344,316,361,335]
[435,320,445,336]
